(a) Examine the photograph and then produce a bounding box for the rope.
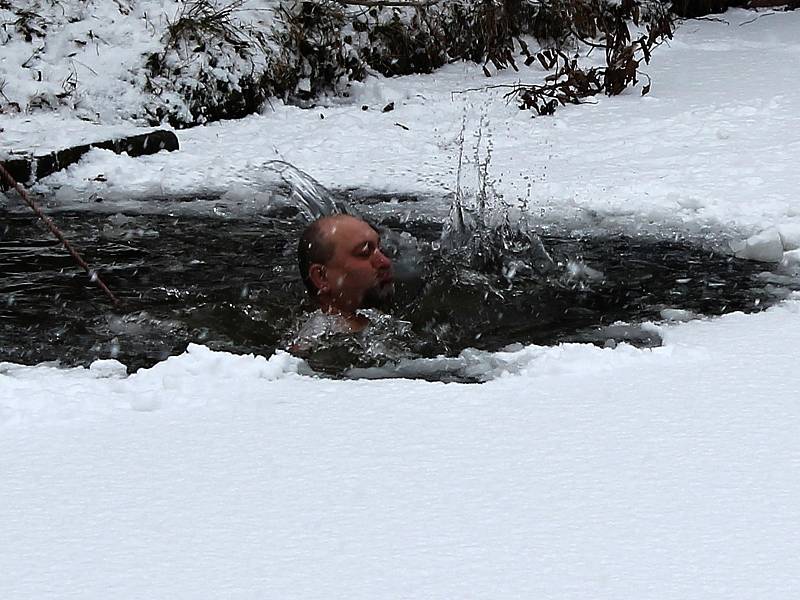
[0,162,120,306]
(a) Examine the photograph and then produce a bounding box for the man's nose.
[372,248,392,269]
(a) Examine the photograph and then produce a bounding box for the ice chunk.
[89,359,128,379]
[731,228,784,263]
[566,260,605,282]
[218,183,252,203]
[659,308,696,322]
[778,224,800,251]
[676,196,704,210]
[780,248,800,272]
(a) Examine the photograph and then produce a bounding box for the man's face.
[316,216,394,313]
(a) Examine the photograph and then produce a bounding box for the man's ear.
[308,263,327,293]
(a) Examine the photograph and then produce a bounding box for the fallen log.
[0,129,178,188]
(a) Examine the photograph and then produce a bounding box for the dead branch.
[0,162,120,306]
[333,0,438,6]
[739,11,778,25]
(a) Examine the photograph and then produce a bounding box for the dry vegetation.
[2,0,795,126]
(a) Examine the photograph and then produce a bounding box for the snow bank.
[0,299,790,428]
[0,344,303,425]
[2,300,800,599]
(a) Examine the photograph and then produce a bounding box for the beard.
[360,281,395,310]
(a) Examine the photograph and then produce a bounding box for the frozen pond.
[1,202,796,380]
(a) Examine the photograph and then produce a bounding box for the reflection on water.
[1,206,796,381]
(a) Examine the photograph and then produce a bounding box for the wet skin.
[308,215,394,329]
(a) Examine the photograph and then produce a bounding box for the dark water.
[0,209,794,376]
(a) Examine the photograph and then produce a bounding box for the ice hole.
[2,204,798,382]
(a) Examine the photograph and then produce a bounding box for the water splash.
[258,160,351,221]
[245,157,555,290]
[440,108,555,281]
[562,259,606,290]
[440,178,555,283]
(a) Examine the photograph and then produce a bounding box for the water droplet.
[110,338,120,358]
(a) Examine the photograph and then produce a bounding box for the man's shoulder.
[299,310,353,336]
[288,310,355,354]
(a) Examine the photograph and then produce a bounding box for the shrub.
[267,1,366,104]
[142,0,272,125]
[670,0,747,18]
[508,0,675,115]
[142,0,676,125]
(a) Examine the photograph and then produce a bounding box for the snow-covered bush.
[353,0,540,76]
[142,0,274,124]
[507,0,674,115]
[194,0,546,109]
[265,0,672,99]
[267,1,365,104]
[0,0,676,127]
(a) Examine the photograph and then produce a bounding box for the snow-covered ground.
[3,302,800,599]
[3,8,800,599]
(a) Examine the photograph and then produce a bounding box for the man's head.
[298,214,394,315]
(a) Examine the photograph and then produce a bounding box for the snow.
[3,301,800,598]
[0,0,278,127]
[3,7,800,600]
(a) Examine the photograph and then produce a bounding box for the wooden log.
[0,157,31,186]
[1,129,179,189]
[748,0,799,7]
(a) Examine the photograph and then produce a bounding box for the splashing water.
[287,309,421,376]
[257,160,351,221]
[440,187,555,284]
[440,108,555,282]
[243,159,556,291]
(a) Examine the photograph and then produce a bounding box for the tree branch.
[333,0,438,6]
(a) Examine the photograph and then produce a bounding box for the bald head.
[298,215,341,294]
[298,215,376,293]
[297,214,394,313]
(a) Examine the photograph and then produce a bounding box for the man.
[297,214,395,333]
